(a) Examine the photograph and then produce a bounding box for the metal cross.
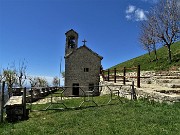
[82,39,87,45]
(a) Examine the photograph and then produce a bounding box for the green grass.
[1,96,180,135]
[110,41,180,71]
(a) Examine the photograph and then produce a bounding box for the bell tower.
[65,29,78,56]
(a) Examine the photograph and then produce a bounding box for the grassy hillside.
[110,41,180,71]
[0,97,180,135]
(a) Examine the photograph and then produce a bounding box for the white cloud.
[125,14,132,20]
[126,5,136,13]
[135,9,147,21]
[125,5,148,21]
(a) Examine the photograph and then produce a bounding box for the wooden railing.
[102,65,141,88]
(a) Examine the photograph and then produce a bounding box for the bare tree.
[139,0,180,63]
[139,22,152,61]
[151,0,180,63]
[16,61,27,88]
[139,19,158,62]
[147,14,159,62]
[52,76,59,87]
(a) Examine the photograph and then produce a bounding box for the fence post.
[23,87,26,119]
[114,68,116,83]
[131,81,137,100]
[0,81,5,123]
[102,70,104,81]
[123,67,126,85]
[108,69,110,82]
[137,65,140,88]
[30,88,33,111]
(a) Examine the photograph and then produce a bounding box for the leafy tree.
[29,76,38,87]
[37,77,48,87]
[29,76,48,87]
[52,76,59,86]
[0,68,4,83]
[3,68,17,97]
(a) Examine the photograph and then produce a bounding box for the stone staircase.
[154,71,180,88]
[136,70,180,103]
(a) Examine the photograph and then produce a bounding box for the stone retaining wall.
[136,89,180,103]
[99,81,133,99]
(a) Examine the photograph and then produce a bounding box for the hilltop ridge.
[110,41,180,71]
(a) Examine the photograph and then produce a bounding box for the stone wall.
[99,81,134,99]
[136,89,180,104]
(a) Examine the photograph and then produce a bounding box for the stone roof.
[65,45,103,60]
[65,29,78,36]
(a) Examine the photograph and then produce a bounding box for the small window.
[84,68,89,72]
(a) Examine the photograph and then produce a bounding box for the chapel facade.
[64,29,103,96]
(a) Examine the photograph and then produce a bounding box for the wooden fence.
[102,65,141,88]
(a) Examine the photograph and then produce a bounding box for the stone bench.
[4,96,29,122]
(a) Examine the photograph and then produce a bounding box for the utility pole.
[59,57,62,87]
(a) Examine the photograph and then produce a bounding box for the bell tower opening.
[65,29,78,56]
[68,36,76,48]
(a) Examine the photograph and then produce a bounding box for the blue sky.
[0,0,157,85]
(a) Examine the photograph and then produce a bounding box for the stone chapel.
[64,29,103,96]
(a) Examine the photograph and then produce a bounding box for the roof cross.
[82,39,87,45]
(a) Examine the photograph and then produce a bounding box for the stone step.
[155,90,180,95]
[156,79,180,84]
[154,76,180,79]
[159,83,180,88]
[155,71,180,76]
